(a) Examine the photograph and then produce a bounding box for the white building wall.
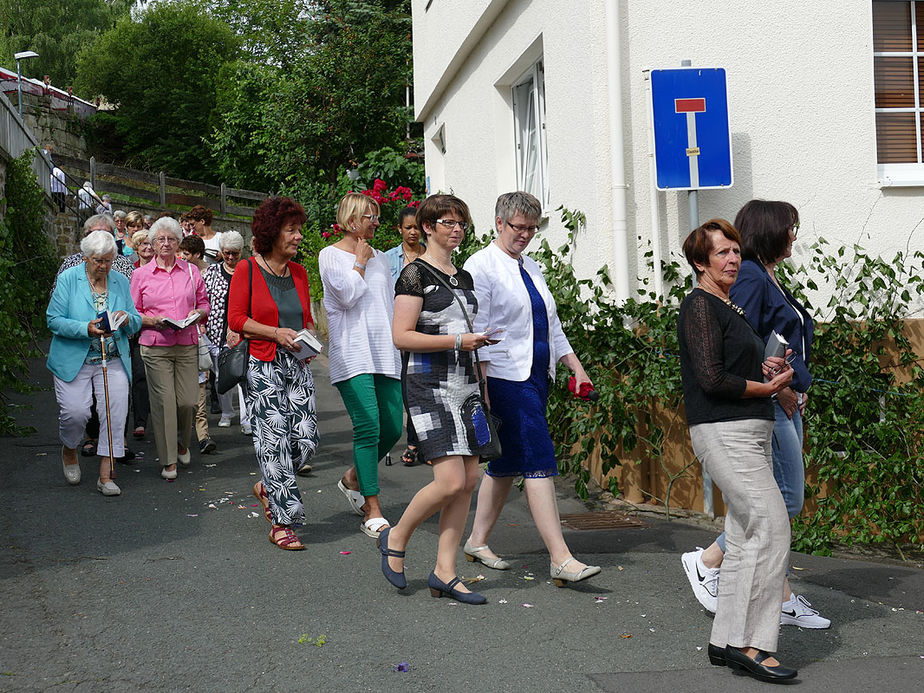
[413,1,923,314]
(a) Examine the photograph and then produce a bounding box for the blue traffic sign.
[650,67,733,190]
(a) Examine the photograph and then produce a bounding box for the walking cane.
[99,335,115,476]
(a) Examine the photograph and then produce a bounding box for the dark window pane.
[876,111,918,163]
[874,1,912,52]
[875,56,915,107]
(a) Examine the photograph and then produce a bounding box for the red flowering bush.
[323,179,420,251]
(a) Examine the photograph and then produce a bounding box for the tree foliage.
[210,0,413,197]
[0,0,131,87]
[75,1,240,181]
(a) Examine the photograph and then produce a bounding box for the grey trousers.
[690,418,790,653]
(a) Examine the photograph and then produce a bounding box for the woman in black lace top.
[677,219,798,683]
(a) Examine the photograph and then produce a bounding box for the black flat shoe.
[725,646,797,683]
[707,643,726,666]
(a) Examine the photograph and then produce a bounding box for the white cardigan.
[464,241,573,382]
[319,245,401,384]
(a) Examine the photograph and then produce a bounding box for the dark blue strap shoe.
[427,572,487,605]
[378,527,406,589]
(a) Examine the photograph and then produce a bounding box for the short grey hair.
[149,216,183,242]
[80,229,118,258]
[219,230,244,252]
[113,210,127,220]
[83,214,115,235]
[495,191,542,225]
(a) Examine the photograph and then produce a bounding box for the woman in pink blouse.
[130,217,210,480]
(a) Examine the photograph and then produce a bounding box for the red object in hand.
[568,376,596,400]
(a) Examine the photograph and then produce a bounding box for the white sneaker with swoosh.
[781,594,831,628]
[681,548,719,613]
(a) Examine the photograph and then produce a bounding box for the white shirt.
[201,232,223,264]
[464,241,573,382]
[51,167,66,194]
[319,245,401,384]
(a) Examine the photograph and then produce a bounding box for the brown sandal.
[269,525,305,551]
[253,481,272,525]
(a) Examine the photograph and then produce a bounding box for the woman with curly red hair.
[227,197,320,551]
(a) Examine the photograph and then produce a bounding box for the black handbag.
[216,259,252,395]
[414,261,503,461]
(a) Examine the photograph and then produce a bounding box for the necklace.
[85,266,107,293]
[700,286,746,318]
[260,255,288,278]
[422,253,458,286]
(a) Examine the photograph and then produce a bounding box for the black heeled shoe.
[707,643,726,666]
[427,572,487,605]
[378,527,406,589]
[724,646,797,682]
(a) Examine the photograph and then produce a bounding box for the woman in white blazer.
[462,191,601,587]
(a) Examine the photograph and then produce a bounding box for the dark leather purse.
[216,259,252,395]
[415,261,502,461]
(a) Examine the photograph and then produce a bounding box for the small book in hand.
[162,315,199,330]
[764,330,789,360]
[96,309,126,333]
[293,329,324,360]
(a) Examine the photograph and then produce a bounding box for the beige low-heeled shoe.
[550,557,601,587]
[463,540,511,570]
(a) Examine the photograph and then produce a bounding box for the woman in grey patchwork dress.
[378,194,495,604]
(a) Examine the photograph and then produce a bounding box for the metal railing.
[0,90,52,198]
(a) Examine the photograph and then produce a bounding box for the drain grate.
[559,511,646,531]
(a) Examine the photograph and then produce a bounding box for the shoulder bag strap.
[413,259,488,388]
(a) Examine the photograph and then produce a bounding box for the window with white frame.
[873,0,924,182]
[512,60,549,206]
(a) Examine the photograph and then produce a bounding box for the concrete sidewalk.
[1,349,921,692]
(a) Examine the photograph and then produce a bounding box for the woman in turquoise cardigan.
[47,230,142,496]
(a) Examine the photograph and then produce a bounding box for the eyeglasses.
[790,223,800,239]
[506,221,539,234]
[222,250,241,257]
[153,236,178,245]
[362,214,380,222]
[87,256,114,265]
[436,219,470,231]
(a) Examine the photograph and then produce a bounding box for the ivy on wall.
[0,152,58,435]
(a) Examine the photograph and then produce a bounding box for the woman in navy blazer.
[47,230,142,496]
[680,200,830,629]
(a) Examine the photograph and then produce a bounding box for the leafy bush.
[0,153,59,434]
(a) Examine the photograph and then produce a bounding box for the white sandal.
[550,557,602,587]
[337,479,365,516]
[361,517,389,538]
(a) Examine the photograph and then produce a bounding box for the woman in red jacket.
[228,197,319,551]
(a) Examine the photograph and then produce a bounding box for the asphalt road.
[1,351,922,692]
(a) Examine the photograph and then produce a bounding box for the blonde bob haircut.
[124,210,144,228]
[336,192,380,232]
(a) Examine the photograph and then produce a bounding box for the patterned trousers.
[246,350,319,526]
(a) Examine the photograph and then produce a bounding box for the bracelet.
[454,333,463,350]
[353,261,366,270]
[273,327,278,343]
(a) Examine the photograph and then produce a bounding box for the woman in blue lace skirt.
[462,191,601,588]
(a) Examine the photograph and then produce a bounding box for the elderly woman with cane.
[47,230,142,495]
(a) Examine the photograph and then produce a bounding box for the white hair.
[80,229,118,258]
[149,216,183,242]
[219,230,244,252]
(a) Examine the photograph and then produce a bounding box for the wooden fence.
[54,153,267,218]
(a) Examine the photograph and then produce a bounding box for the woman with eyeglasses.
[319,193,402,539]
[462,191,600,587]
[131,217,210,480]
[202,231,250,433]
[47,230,142,495]
[379,194,494,604]
[681,200,828,630]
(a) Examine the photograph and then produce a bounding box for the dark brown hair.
[734,199,799,264]
[179,234,205,257]
[187,204,214,226]
[251,197,306,255]
[682,218,742,277]
[415,194,471,238]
